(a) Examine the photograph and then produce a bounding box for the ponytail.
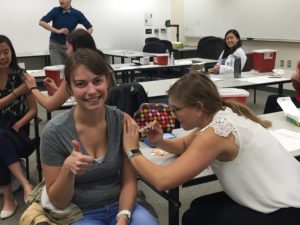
[223,99,272,128]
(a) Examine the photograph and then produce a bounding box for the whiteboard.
[1,0,171,55]
[184,0,300,41]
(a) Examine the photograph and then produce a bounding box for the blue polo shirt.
[40,7,92,45]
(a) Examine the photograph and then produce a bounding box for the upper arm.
[43,164,63,188]
[160,127,237,189]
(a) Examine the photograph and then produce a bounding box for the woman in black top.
[0,35,37,219]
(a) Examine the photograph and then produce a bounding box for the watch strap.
[127,149,142,159]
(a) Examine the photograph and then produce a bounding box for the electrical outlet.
[280,60,284,68]
[145,29,152,34]
[287,60,291,68]
[160,28,166,33]
[154,29,159,34]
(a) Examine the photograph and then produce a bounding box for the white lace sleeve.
[204,117,240,147]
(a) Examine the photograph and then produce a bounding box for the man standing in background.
[39,0,93,65]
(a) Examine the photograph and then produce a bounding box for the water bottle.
[165,49,170,64]
[169,52,175,65]
[234,56,241,78]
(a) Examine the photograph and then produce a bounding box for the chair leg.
[24,158,30,180]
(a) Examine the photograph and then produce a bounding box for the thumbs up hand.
[64,140,93,175]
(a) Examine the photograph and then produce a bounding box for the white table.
[140,70,293,99]
[111,57,217,83]
[103,48,156,64]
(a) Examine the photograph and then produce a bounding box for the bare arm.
[123,117,236,191]
[117,153,138,224]
[0,83,28,109]
[12,93,37,132]
[141,121,200,155]
[43,140,93,209]
[24,74,69,111]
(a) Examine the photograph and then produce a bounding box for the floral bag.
[133,103,176,140]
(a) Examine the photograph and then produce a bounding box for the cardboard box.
[219,88,249,104]
[253,49,277,72]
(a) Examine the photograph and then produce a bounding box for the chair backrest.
[106,82,149,117]
[197,36,224,59]
[143,42,167,54]
[145,37,160,45]
[242,52,254,72]
[159,40,174,53]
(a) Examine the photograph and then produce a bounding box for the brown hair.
[167,72,271,128]
[64,48,109,89]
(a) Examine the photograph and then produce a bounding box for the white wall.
[184,0,300,41]
[172,0,300,69]
[1,0,171,55]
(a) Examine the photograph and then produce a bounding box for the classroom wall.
[183,0,300,41]
[1,0,172,55]
[172,0,300,69]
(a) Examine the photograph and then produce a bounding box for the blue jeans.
[71,202,159,225]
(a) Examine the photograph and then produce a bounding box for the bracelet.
[12,91,18,98]
[29,86,38,92]
[116,210,131,223]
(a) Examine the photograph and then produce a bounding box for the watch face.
[131,149,141,154]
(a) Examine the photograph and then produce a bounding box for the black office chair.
[145,37,160,45]
[242,52,254,72]
[106,82,149,117]
[197,36,224,60]
[143,41,167,54]
[159,40,174,53]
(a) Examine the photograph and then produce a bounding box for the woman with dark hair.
[208,29,247,74]
[24,28,116,112]
[40,48,158,225]
[123,72,300,225]
[0,35,36,219]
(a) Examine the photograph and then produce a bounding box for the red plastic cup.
[43,65,64,96]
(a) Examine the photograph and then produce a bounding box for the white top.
[202,108,300,213]
[217,47,247,74]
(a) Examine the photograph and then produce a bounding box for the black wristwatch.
[127,149,142,159]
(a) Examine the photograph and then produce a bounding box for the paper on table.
[277,97,300,117]
[237,76,287,83]
[270,129,300,152]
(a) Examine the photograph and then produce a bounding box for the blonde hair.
[167,72,271,128]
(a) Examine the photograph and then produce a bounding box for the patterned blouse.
[0,69,28,128]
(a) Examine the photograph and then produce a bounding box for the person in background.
[39,0,93,65]
[24,29,116,112]
[0,35,36,219]
[208,29,247,74]
[40,49,158,225]
[123,72,300,225]
[263,61,300,114]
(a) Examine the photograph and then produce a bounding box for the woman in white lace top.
[123,72,300,225]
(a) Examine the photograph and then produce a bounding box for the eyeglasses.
[169,104,186,113]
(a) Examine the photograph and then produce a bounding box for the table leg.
[168,187,180,225]
[278,83,283,96]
